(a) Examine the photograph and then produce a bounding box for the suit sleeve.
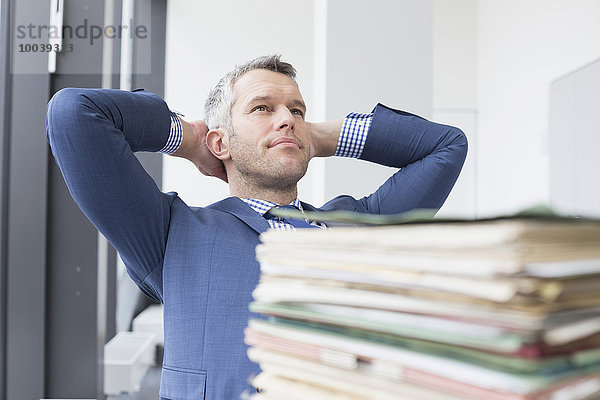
[322,103,468,214]
[46,88,174,301]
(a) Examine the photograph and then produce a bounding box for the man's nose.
[274,107,295,131]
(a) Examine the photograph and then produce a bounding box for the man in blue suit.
[46,55,467,399]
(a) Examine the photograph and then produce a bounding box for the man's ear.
[206,128,231,160]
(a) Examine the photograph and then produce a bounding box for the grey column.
[0,0,165,398]
[5,0,52,397]
[44,0,167,398]
[0,0,11,396]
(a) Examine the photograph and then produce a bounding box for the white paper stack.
[246,215,600,400]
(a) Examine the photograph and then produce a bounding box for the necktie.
[263,205,318,229]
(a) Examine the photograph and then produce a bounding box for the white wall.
[433,0,477,110]
[163,0,315,206]
[322,0,432,204]
[164,0,433,208]
[164,1,600,217]
[549,58,600,218]
[432,0,478,218]
[434,109,478,218]
[433,0,600,218]
[476,0,600,216]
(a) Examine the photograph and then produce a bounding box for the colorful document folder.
[246,210,600,399]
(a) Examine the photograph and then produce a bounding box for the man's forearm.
[360,104,467,169]
[309,119,343,157]
[172,117,202,163]
[356,104,468,214]
[171,117,228,182]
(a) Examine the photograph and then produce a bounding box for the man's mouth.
[269,137,300,149]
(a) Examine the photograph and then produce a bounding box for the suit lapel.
[209,197,271,234]
[209,197,323,233]
[300,201,319,212]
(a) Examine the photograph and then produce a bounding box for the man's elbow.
[435,126,468,178]
[449,126,468,162]
[47,87,91,120]
[46,87,93,144]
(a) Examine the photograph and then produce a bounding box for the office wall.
[432,0,477,218]
[321,0,432,204]
[164,1,600,217]
[163,0,433,208]
[433,0,600,218]
[549,58,600,218]
[163,0,315,205]
[476,0,600,216]
[433,0,477,110]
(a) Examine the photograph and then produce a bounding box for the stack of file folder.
[245,211,600,399]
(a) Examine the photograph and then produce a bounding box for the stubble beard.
[228,134,309,193]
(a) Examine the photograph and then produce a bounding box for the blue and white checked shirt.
[241,198,327,230]
[161,111,373,230]
[158,111,185,154]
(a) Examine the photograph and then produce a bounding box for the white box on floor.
[132,304,164,346]
[104,331,155,395]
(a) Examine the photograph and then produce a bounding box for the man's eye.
[252,105,268,112]
[291,109,304,117]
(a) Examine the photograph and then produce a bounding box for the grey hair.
[204,55,297,133]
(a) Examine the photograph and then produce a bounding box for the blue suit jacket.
[46,88,467,400]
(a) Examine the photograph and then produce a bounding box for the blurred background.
[0,0,599,399]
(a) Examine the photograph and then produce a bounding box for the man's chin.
[268,163,308,186]
[275,169,307,185]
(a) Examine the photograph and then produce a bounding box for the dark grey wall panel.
[0,0,11,396]
[45,161,103,397]
[133,0,166,97]
[44,0,104,397]
[5,72,50,399]
[5,0,52,396]
[132,0,166,232]
[44,0,167,397]
[1,0,166,397]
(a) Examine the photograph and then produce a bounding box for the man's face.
[225,69,312,190]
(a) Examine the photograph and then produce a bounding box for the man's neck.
[234,191,298,206]
[229,183,298,206]
[225,167,302,205]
